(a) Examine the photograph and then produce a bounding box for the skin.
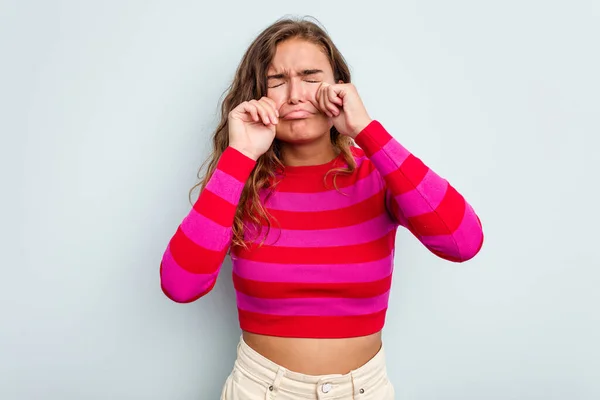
[229,38,378,375]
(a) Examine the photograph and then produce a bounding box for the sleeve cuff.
[216,147,257,182]
[353,120,394,157]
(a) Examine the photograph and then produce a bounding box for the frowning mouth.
[282,110,314,120]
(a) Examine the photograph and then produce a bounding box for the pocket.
[358,374,395,400]
[229,366,273,399]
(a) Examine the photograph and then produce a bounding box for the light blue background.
[1,1,598,399]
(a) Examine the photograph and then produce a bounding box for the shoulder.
[342,145,381,182]
[350,145,366,159]
[349,145,372,171]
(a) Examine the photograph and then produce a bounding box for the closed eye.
[268,79,320,88]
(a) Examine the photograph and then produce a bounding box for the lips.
[282,109,314,120]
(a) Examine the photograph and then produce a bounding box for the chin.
[276,117,332,144]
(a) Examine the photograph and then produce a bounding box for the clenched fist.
[228,97,279,161]
[314,82,372,139]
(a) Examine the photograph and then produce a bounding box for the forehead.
[268,39,332,73]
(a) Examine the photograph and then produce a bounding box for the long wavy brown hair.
[190,16,357,248]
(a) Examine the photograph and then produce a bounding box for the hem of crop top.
[236,307,388,339]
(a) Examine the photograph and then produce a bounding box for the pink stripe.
[370,139,411,176]
[352,155,369,169]
[205,169,245,205]
[245,214,396,248]
[263,169,384,212]
[236,290,390,316]
[394,170,448,217]
[180,208,232,251]
[161,246,219,302]
[232,254,394,283]
[419,204,483,261]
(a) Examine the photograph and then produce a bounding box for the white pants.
[220,335,395,399]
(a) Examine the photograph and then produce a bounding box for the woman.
[160,17,484,400]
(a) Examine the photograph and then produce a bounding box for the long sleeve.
[354,120,484,262]
[160,147,256,303]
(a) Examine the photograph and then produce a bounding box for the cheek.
[306,83,320,100]
[266,91,285,109]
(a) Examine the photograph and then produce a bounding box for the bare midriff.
[242,330,383,375]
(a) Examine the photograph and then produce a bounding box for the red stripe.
[233,230,395,264]
[385,154,429,196]
[265,190,387,230]
[233,273,392,299]
[354,120,392,157]
[194,190,237,227]
[276,159,376,193]
[434,185,466,232]
[429,248,463,263]
[238,308,387,338]
[407,185,466,236]
[169,227,227,274]
[217,147,256,182]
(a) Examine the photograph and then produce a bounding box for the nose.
[287,77,305,104]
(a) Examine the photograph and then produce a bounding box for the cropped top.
[160,120,484,338]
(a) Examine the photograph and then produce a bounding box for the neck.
[279,134,338,167]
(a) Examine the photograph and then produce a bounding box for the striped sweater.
[160,120,484,338]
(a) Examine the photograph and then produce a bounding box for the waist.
[242,331,383,375]
[234,333,389,398]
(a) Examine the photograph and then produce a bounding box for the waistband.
[234,335,388,398]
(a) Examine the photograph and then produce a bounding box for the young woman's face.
[266,38,336,144]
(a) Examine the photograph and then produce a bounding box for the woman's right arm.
[160,97,278,303]
[160,147,256,303]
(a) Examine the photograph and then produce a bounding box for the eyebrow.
[267,69,324,80]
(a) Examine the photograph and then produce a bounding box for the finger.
[324,86,340,116]
[259,97,279,124]
[308,93,321,117]
[318,86,331,117]
[260,97,279,117]
[240,102,259,122]
[315,83,323,105]
[328,86,343,107]
[259,99,278,125]
[315,83,328,116]
[250,100,271,125]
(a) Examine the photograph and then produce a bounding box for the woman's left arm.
[316,82,484,262]
[354,120,484,262]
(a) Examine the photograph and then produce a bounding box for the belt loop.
[266,367,286,400]
[351,369,361,399]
